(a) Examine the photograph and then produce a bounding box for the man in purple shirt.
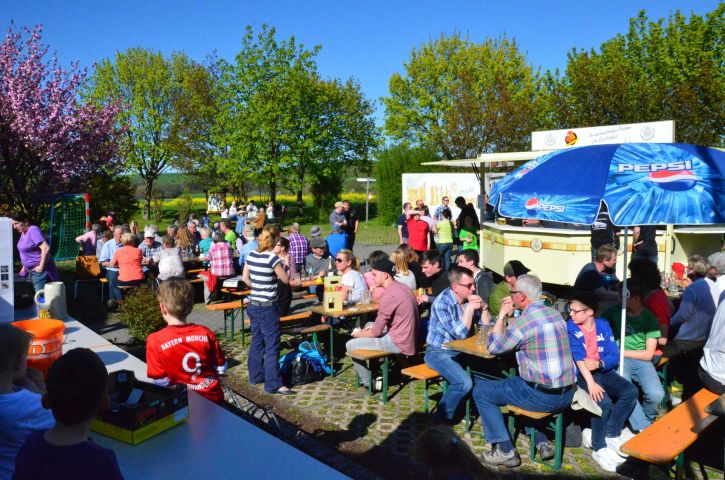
[345,259,419,387]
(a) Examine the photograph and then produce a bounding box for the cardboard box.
[91,370,189,445]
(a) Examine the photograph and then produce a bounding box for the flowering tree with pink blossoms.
[0,25,121,219]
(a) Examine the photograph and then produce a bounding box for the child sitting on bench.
[567,291,638,473]
[146,278,227,404]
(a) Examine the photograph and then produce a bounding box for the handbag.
[76,255,101,279]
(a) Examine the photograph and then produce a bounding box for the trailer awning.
[421,150,551,167]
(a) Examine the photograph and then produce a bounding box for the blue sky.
[2,1,721,123]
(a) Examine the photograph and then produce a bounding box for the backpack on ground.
[279,341,331,386]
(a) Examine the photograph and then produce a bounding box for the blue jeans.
[577,370,638,450]
[424,347,472,420]
[473,376,574,445]
[622,357,664,431]
[436,243,453,271]
[28,270,49,292]
[247,304,283,393]
[106,269,121,300]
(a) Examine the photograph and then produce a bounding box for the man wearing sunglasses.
[425,266,489,425]
[472,274,576,468]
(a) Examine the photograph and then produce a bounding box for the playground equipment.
[48,193,90,261]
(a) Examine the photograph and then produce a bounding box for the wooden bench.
[401,364,444,413]
[347,349,393,403]
[501,405,565,470]
[656,356,671,409]
[622,388,721,478]
[206,300,244,341]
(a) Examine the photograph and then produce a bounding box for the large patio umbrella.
[488,143,725,373]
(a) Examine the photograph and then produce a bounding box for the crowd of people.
[6,192,725,479]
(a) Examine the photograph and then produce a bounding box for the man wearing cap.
[306,237,331,302]
[488,260,530,317]
[139,228,162,264]
[473,274,576,468]
[425,266,487,424]
[347,260,419,386]
[329,202,348,234]
[288,223,309,273]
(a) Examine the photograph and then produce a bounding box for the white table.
[62,317,349,479]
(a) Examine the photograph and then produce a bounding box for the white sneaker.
[618,427,636,443]
[592,448,620,473]
[581,428,592,449]
[605,436,629,458]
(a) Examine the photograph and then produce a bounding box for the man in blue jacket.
[567,291,638,473]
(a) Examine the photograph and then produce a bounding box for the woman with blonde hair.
[335,249,366,305]
[110,232,145,287]
[176,225,196,257]
[398,243,424,287]
[242,228,293,395]
[391,249,416,291]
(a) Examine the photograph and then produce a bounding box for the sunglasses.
[335,258,345,263]
[457,282,475,289]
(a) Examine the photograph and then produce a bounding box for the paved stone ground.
[87,243,725,480]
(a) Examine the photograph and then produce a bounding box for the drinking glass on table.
[290,272,300,283]
[360,290,371,305]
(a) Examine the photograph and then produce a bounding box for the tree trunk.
[144,178,155,220]
[296,168,304,213]
[269,179,276,204]
[296,189,304,213]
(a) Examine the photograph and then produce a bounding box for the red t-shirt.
[146,323,226,403]
[407,217,429,252]
[644,288,670,355]
[580,324,600,362]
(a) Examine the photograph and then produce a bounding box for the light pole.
[356,177,376,225]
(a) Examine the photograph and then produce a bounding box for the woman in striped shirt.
[242,229,294,395]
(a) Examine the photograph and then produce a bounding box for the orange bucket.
[11,319,65,377]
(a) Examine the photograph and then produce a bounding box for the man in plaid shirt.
[287,223,309,273]
[473,274,576,468]
[424,266,487,425]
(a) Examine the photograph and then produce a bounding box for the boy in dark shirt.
[13,348,123,480]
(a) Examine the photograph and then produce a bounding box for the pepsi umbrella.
[489,143,725,226]
[488,143,725,372]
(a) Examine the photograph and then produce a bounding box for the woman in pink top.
[111,233,145,286]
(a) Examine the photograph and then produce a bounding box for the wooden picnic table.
[307,302,379,318]
[290,278,323,289]
[444,335,516,431]
[306,301,380,376]
[444,336,495,359]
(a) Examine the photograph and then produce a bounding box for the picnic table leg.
[222,309,229,337]
[381,356,389,404]
[230,307,236,340]
[553,412,563,471]
[675,451,685,479]
[240,307,246,346]
[329,324,335,376]
[465,365,472,432]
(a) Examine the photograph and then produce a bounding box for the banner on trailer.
[531,120,675,151]
[207,195,224,214]
[402,173,480,220]
[0,218,14,321]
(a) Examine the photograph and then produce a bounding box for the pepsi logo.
[648,170,697,191]
[524,197,565,215]
[525,198,541,215]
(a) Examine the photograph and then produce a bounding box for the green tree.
[384,33,542,159]
[545,5,724,146]
[86,49,201,218]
